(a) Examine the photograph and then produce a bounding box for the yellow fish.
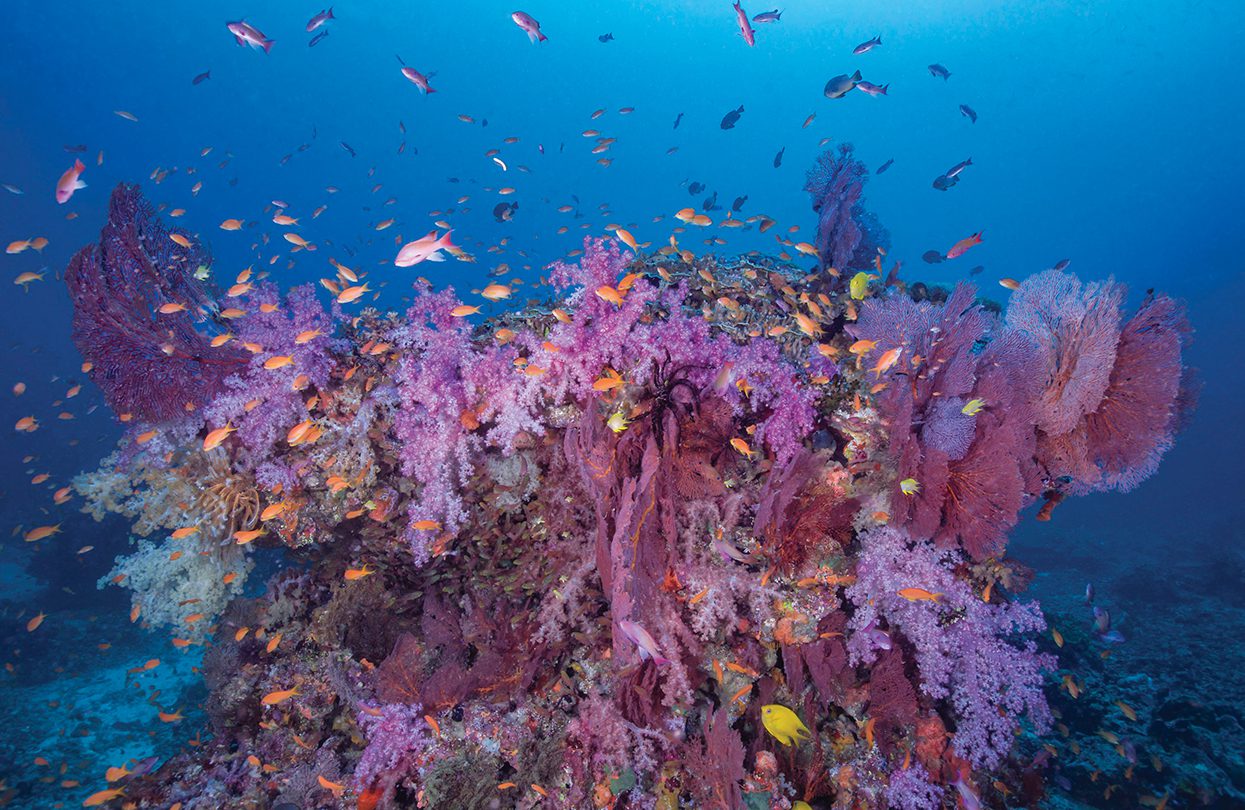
[961,398,986,415]
[899,477,920,496]
[761,704,811,746]
[849,271,873,300]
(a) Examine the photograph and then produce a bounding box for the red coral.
[867,646,919,752]
[683,709,747,809]
[754,449,858,571]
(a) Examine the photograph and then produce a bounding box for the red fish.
[946,231,983,259]
[733,1,756,47]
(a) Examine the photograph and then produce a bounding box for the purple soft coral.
[848,526,1055,768]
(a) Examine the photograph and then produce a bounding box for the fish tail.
[262,38,275,54]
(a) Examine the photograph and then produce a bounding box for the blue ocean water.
[1,1,1241,808]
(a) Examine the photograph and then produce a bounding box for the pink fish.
[226,20,274,53]
[733,1,756,47]
[398,58,435,94]
[306,8,334,32]
[855,80,889,96]
[511,11,547,43]
[617,620,671,666]
[945,231,984,259]
[55,159,86,204]
[394,230,455,267]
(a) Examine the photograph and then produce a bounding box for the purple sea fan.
[805,143,868,273]
[849,285,1034,557]
[1004,269,1124,435]
[1038,293,1190,494]
[65,183,246,422]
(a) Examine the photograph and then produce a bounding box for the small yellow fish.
[961,398,986,415]
[899,477,920,496]
[761,704,811,746]
[606,411,629,433]
[849,271,873,300]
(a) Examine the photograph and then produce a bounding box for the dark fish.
[297,143,311,153]
[673,112,683,129]
[968,265,985,276]
[688,181,705,195]
[482,118,489,127]
[192,70,211,85]
[399,120,406,134]
[752,9,782,23]
[959,104,977,123]
[309,29,330,47]
[340,141,356,157]
[598,32,614,42]
[773,146,785,168]
[928,63,951,80]
[720,105,744,129]
[732,195,747,211]
[63,144,87,154]
[1053,258,1071,271]
[702,191,719,211]
[876,158,894,174]
[932,174,958,191]
[493,201,519,222]
[852,35,881,55]
[921,250,945,264]
[824,70,861,99]
[280,154,292,165]
[945,157,972,178]
[307,7,335,32]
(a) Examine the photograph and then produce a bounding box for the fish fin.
[852,70,862,80]
[262,38,274,54]
[424,253,446,262]
[74,180,87,191]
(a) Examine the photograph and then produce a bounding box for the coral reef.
[64,161,1192,808]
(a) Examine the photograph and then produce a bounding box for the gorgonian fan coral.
[67,166,1191,810]
[65,183,247,422]
[1008,270,1192,496]
[805,142,889,277]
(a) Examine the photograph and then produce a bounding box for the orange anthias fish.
[261,686,300,705]
[82,788,125,807]
[203,423,236,451]
[870,347,902,377]
[317,775,346,796]
[897,587,943,602]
